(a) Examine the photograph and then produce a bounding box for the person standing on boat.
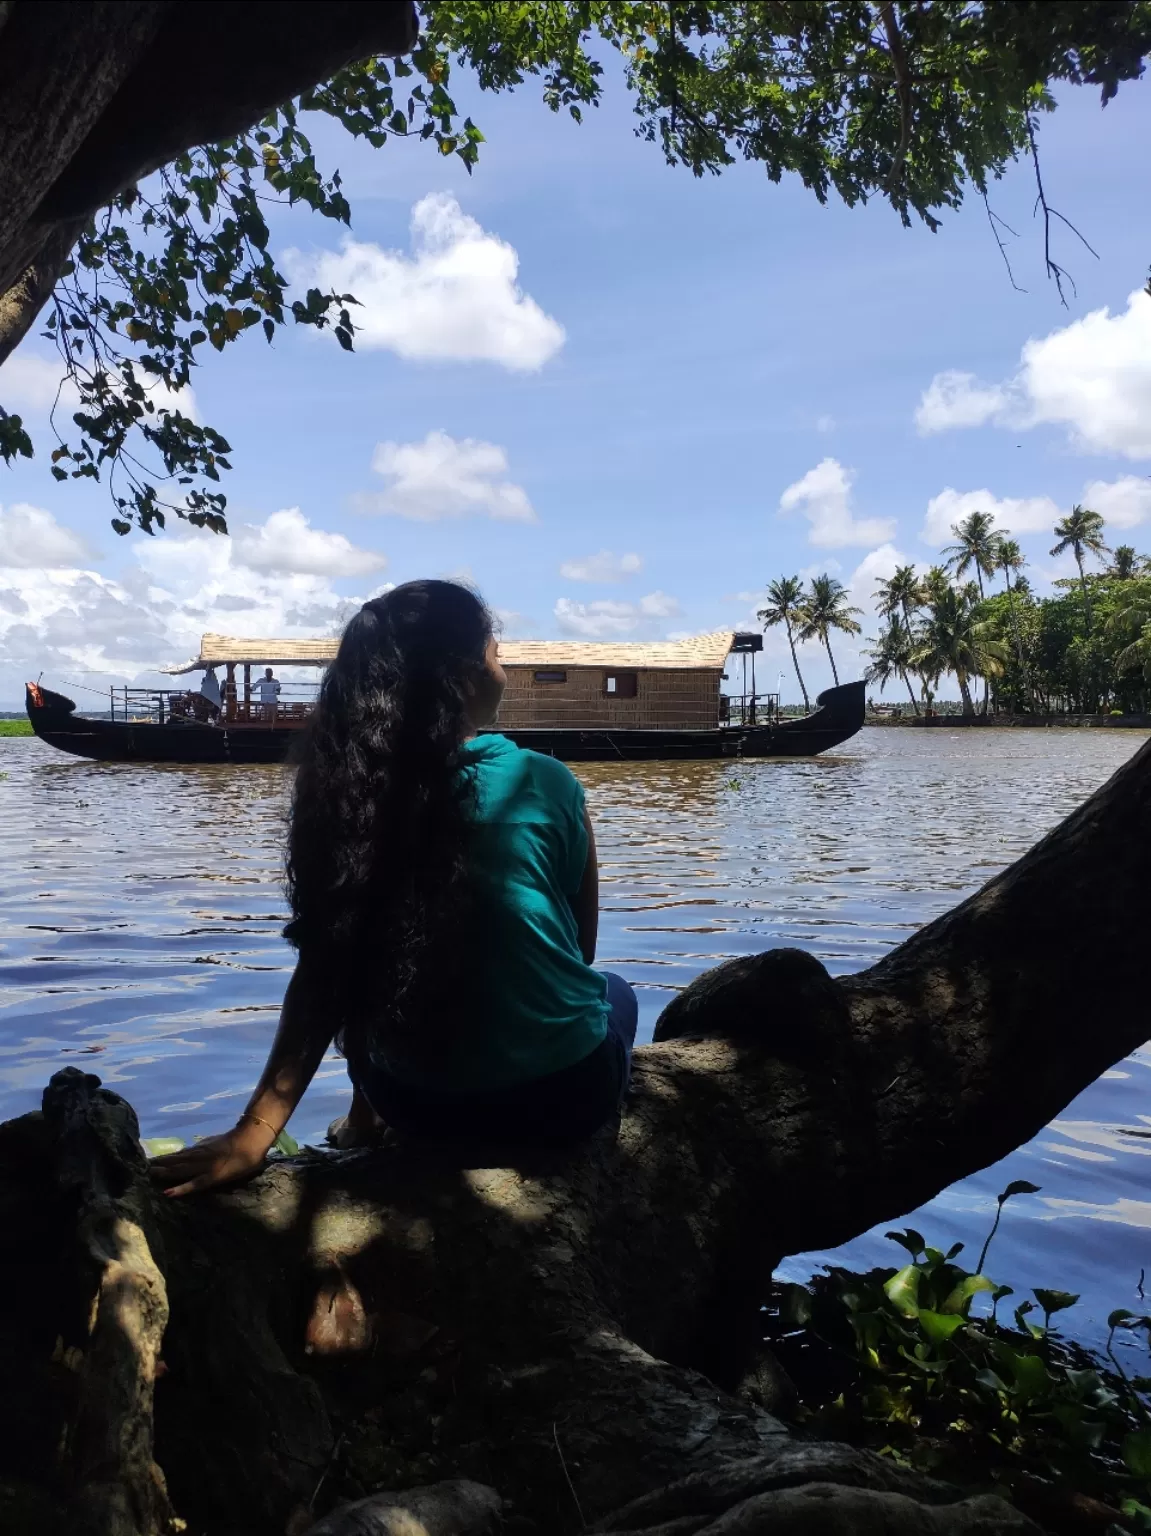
[254,666,281,718]
[199,666,222,716]
[151,581,638,1196]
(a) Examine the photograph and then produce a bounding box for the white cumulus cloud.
[2,349,197,422]
[554,591,682,638]
[283,193,565,371]
[922,487,1063,544]
[915,289,1151,459]
[1082,475,1151,530]
[847,544,909,618]
[360,430,535,522]
[232,507,386,578]
[0,509,392,703]
[0,503,95,568]
[779,458,896,548]
[2,354,72,411]
[559,550,642,583]
[914,371,1010,433]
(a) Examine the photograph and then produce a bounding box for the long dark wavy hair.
[285,580,494,1068]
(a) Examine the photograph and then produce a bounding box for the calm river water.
[2,726,1148,1349]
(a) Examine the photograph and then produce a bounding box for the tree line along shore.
[761,505,1151,722]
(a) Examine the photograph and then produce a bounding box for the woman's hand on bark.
[149,1121,274,1197]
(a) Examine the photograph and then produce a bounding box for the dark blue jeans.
[353,970,639,1146]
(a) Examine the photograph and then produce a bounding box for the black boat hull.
[25,681,864,765]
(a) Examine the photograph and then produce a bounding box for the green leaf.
[1108,1308,1148,1330]
[1013,1299,1036,1330]
[273,1129,299,1156]
[885,1229,924,1259]
[1005,1349,1050,1401]
[142,1136,185,1157]
[917,1308,966,1345]
[941,1275,996,1315]
[884,1264,921,1319]
[1033,1287,1079,1318]
[998,1180,1041,1203]
[1124,1427,1151,1479]
[975,1368,1008,1394]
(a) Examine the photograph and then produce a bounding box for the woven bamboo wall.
[496,666,721,730]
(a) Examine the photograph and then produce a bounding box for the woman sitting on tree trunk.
[152,581,638,1197]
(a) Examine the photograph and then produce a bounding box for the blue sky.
[2,61,1150,707]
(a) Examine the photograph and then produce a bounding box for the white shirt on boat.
[254,676,281,703]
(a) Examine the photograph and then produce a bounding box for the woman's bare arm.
[571,805,600,966]
[150,957,334,1196]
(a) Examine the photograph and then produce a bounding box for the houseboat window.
[605,671,638,698]
[533,669,567,684]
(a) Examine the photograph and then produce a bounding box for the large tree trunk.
[0,1,418,364]
[4,736,1151,1536]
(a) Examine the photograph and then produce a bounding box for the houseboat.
[26,630,864,764]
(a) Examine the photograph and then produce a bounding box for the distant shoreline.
[865,714,1151,731]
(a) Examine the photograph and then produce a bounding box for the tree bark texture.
[0,1,418,364]
[3,736,1150,1536]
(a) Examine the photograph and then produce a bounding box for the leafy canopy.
[3,0,1150,535]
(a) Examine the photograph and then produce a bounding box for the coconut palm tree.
[943,510,999,598]
[995,536,1034,711]
[1051,504,1108,632]
[864,617,920,713]
[873,564,924,640]
[922,564,952,604]
[798,574,862,687]
[1108,545,1145,581]
[1107,578,1151,682]
[913,585,1007,717]
[757,576,811,710]
[872,565,924,714]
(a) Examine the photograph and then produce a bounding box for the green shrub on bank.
[0,720,32,737]
[768,1182,1151,1527]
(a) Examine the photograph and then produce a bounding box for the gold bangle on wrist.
[240,1111,281,1138]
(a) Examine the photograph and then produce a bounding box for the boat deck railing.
[721,692,780,727]
[107,684,319,727]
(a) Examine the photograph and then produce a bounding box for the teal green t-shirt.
[389,734,609,1092]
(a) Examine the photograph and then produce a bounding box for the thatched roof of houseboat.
[163,629,739,674]
[497,631,737,670]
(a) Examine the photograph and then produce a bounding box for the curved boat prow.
[762,679,865,756]
[811,679,866,729]
[26,682,115,760]
[26,682,78,722]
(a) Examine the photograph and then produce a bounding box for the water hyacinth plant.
[766,1182,1151,1528]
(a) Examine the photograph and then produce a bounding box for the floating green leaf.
[998,1180,1042,1203]
[1034,1287,1080,1319]
[273,1129,299,1156]
[917,1308,966,1345]
[883,1264,922,1319]
[941,1274,996,1316]
[142,1136,185,1157]
[885,1229,925,1259]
